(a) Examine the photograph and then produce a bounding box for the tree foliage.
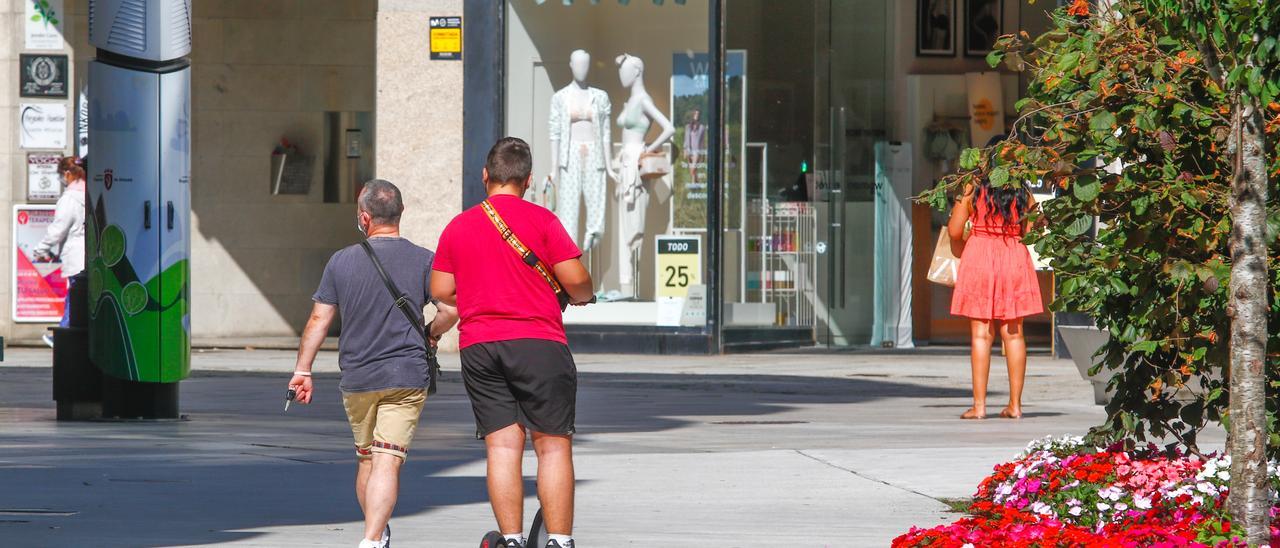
[922,0,1280,458]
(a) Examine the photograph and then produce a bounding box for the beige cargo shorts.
[342,388,427,460]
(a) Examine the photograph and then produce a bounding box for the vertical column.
[376,0,465,349]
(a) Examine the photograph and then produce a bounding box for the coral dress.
[950,194,1044,320]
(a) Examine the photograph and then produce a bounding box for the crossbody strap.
[358,240,433,349]
[479,200,566,298]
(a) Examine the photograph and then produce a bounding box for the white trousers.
[556,141,606,249]
[616,143,647,286]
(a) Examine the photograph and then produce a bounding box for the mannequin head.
[616,53,644,88]
[569,49,591,83]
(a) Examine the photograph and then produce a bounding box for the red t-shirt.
[433,194,582,349]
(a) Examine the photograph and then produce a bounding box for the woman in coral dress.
[949,179,1042,420]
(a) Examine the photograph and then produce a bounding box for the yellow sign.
[655,236,702,299]
[429,16,462,60]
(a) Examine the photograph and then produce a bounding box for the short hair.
[485,137,533,184]
[358,179,404,224]
[58,156,85,182]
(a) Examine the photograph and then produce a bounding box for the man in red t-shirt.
[431,137,593,548]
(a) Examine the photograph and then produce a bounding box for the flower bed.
[893,436,1280,547]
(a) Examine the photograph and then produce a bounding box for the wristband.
[292,371,312,377]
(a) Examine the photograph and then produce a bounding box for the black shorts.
[459,338,577,439]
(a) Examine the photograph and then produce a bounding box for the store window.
[504,0,711,327]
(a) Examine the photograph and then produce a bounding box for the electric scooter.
[479,508,548,548]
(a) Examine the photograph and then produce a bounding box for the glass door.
[724,0,888,346]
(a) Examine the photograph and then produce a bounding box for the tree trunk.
[1226,96,1272,546]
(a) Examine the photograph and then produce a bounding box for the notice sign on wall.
[20,102,68,149]
[27,153,62,201]
[429,16,462,60]
[24,0,65,51]
[13,205,66,323]
[20,54,68,98]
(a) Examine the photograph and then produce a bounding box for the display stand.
[747,201,816,326]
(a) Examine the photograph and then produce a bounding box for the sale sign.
[13,205,66,322]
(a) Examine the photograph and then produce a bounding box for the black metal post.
[706,0,725,353]
[462,0,506,210]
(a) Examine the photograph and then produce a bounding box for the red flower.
[1067,0,1090,17]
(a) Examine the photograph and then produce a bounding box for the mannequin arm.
[548,94,563,178]
[600,95,617,180]
[642,97,676,154]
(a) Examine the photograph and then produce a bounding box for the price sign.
[655,235,701,299]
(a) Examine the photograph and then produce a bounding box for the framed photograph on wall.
[964,0,1003,57]
[917,0,956,57]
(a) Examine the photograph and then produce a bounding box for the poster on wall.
[20,102,68,149]
[13,205,66,323]
[20,54,68,98]
[27,153,62,201]
[964,0,1002,57]
[917,0,956,57]
[965,72,1005,148]
[24,0,65,51]
[670,50,746,231]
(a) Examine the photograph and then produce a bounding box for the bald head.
[358,179,404,225]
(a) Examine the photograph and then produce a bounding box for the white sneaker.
[357,539,384,548]
[42,333,54,348]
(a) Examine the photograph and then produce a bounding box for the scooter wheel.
[481,531,506,548]
[528,508,549,548]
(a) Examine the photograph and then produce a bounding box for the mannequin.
[548,49,614,250]
[613,53,675,298]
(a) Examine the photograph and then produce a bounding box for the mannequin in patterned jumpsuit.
[548,49,613,251]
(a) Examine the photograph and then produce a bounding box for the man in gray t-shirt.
[288,179,457,548]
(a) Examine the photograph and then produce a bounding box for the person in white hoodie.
[33,156,86,347]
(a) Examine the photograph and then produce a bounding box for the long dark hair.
[977,134,1030,224]
[976,178,1031,224]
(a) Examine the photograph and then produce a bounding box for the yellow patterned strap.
[479,200,566,296]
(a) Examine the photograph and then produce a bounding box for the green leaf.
[1090,111,1116,134]
[30,14,40,21]
[1066,215,1093,236]
[989,167,1010,187]
[1056,51,1082,73]
[986,50,1005,69]
[1073,176,1101,202]
[959,148,981,170]
[1133,341,1159,354]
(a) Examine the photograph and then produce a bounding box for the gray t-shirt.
[313,237,434,392]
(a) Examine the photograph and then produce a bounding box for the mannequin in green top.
[612,53,674,298]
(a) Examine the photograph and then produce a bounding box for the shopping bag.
[927,228,961,287]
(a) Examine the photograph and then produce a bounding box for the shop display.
[613,53,675,299]
[548,49,613,250]
[871,141,914,348]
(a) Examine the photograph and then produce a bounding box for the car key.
[285,388,296,411]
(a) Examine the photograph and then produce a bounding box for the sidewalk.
[0,347,1167,546]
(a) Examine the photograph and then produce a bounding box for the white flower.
[1217,470,1230,481]
[963,544,975,548]
[1096,502,1111,511]
[1115,502,1129,511]
[1192,495,1204,506]
[1069,505,1083,517]
[1134,495,1153,510]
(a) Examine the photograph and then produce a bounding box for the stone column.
[376,0,465,351]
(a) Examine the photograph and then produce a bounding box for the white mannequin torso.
[567,84,596,143]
